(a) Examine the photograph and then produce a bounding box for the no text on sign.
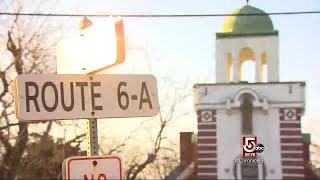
[14,74,159,121]
[62,156,122,180]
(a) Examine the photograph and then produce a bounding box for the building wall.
[216,108,241,179]
[214,108,282,179]
[194,83,305,179]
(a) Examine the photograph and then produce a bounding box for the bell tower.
[194,4,307,180]
[215,5,279,83]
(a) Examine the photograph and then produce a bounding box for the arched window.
[233,156,267,179]
[239,48,256,82]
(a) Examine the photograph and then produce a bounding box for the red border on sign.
[67,156,123,180]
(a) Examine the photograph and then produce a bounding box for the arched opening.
[241,157,259,179]
[227,53,233,82]
[233,156,267,180]
[241,60,256,83]
[239,48,256,83]
[261,52,268,82]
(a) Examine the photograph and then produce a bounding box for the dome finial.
[246,0,249,5]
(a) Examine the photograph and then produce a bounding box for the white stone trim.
[198,129,216,132]
[281,158,304,161]
[280,121,301,124]
[198,165,216,168]
[280,135,302,139]
[282,143,303,145]
[198,121,216,125]
[197,172,217,176]
[281,150,303,154]
[198,150,217,155]
[281,142,303,146]
[233,88,260,103]
[197,143,216,147]
[282,166,304,169]
[198,136,216,139]
[195,102,304,110]
[280,128,301,131]
[281,151,303,154]
[282,173,304,177]
[270,103,304,108]
[198,150,216,154]
[198,158,216,161]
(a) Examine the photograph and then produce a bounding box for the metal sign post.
[87,74,99,156]
[87,118,99,156]
[84,18,125,156]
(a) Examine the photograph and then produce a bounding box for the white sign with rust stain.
[62,156,123,180]
[14,74,159,121]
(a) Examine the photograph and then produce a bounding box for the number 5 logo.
[243,137,257,155]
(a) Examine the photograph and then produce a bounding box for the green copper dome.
[222,5,275,34]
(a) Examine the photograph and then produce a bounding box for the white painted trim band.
[281,150,303,154]
[197,172,217,176]
[198,165,217,168]
[198,122,216,125]
[198,136,216,139]
[280,121,301,124]
[281,158,304,161]
[198,158,216,161]
[198,150,216,154]
[281,142,303,146]
[198,129,216,132]
[280,136,302,139]
[282,173,304,177]
[197,143,216,147]
[282,166,304,169]
[280,128,301,131]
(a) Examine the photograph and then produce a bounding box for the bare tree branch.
[0,122,20,131]
[0,131,12,151]
[126,109,173,180]
[65,133,86,145]
[42,121,52,138]
[0,71,9,100]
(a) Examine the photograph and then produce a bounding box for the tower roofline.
[216,31,278,39]
[193,81,306,88]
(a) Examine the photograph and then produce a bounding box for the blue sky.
[51,0,320,144]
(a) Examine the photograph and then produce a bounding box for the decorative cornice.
[216,31,278,39]
[193,81,306,88]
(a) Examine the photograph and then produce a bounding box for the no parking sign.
[62,156,123,180]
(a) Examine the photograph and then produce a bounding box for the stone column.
[233,59,239,82]
[255,57,261,82]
